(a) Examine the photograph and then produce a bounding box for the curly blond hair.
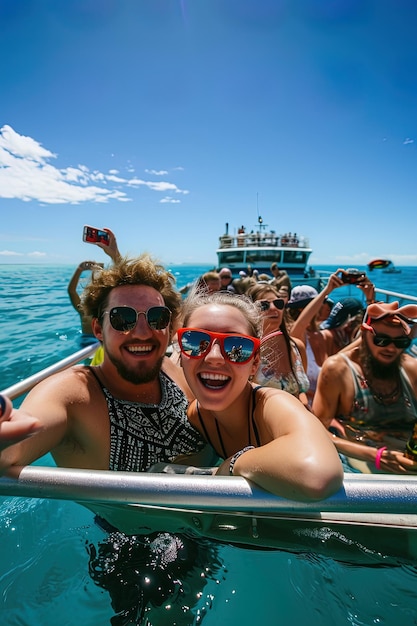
[81,255,181,325]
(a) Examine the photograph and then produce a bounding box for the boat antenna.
[256,192,264,231]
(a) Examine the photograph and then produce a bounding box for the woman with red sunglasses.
[177,290,343,500]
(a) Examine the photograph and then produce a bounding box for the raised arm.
[290,270,344,339]
[96,228,123,264]
[355,275,376,305]
[67,261,96,311]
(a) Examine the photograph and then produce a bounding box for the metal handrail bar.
[1,467,417,521]
[374,287,417,304]
[0,343,100,401]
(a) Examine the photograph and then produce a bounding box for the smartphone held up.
[338,268,366,284]
[83,226,110,246]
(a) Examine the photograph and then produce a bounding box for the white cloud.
[0,249,24,256]
[160,196,181,203]
[403,138,414,145]
[127,177,189,193]
[28,251,47,257]
[0,125,55,162]
[0,125,190,205]
[145,169,168,176]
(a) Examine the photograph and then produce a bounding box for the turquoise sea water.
[1,264,417,625]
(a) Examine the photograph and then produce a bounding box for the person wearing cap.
[312,301,417,474]
[289,271,373,405]
[218,267,236,293]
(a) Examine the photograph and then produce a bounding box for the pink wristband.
[375,446,387,470]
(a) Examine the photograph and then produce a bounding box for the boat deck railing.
[218,234,310,249]
[316,271,417,305]
[1,342,100,401]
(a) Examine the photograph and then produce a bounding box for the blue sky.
[1,0,416,267]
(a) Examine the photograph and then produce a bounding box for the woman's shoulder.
[252,384,300,404]
[290,335,306,352]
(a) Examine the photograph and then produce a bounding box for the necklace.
[364,375,401,405]
[196,386,260,457]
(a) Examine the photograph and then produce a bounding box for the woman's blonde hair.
[181,288,262,339]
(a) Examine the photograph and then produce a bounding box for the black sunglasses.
[372,334,411,349]
[258,299,285,312]
[102,306,171,332]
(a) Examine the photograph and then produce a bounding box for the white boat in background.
[383,262,402,274]
[216,216,314,283]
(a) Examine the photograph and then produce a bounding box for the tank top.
[89,368,206,471]
[255,335,309,396]
[338,354,417,449]
[306,339,321,400]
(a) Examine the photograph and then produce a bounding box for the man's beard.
[360,338,403,380]
[106,348,164,385]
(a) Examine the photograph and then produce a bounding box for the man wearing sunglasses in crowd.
[312,301,417,474]
[0,255,216,481]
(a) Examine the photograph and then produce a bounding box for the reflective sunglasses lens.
[179,330,211,357]
[398,337,412,348]
[373,335,411,349]
[395,337,411,348]
[109,307,137,332]
[273,299,285,310]
[259,301,270,312]
[147,306,171,330]
[223,336,256,363]
[373,336,389,347]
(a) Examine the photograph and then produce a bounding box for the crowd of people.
[2,242,417,481]
[2,241,416,483]
[2,231,417,620]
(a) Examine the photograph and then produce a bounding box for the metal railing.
[315,271,417,305]
[0,342,100,401]
[1,466,417,528]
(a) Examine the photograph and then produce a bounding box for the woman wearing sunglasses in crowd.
[177,290,343,500]
[246,283,310,408]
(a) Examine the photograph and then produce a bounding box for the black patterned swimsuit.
[89,368,206,471]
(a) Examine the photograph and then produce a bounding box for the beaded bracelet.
[229,446,255,475]
[374,446,387,470]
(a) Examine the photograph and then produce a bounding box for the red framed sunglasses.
[177,328,260,364]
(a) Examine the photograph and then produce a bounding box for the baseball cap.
[363,301,417,336]
[287,285,319,309]
[320,297,363,330]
